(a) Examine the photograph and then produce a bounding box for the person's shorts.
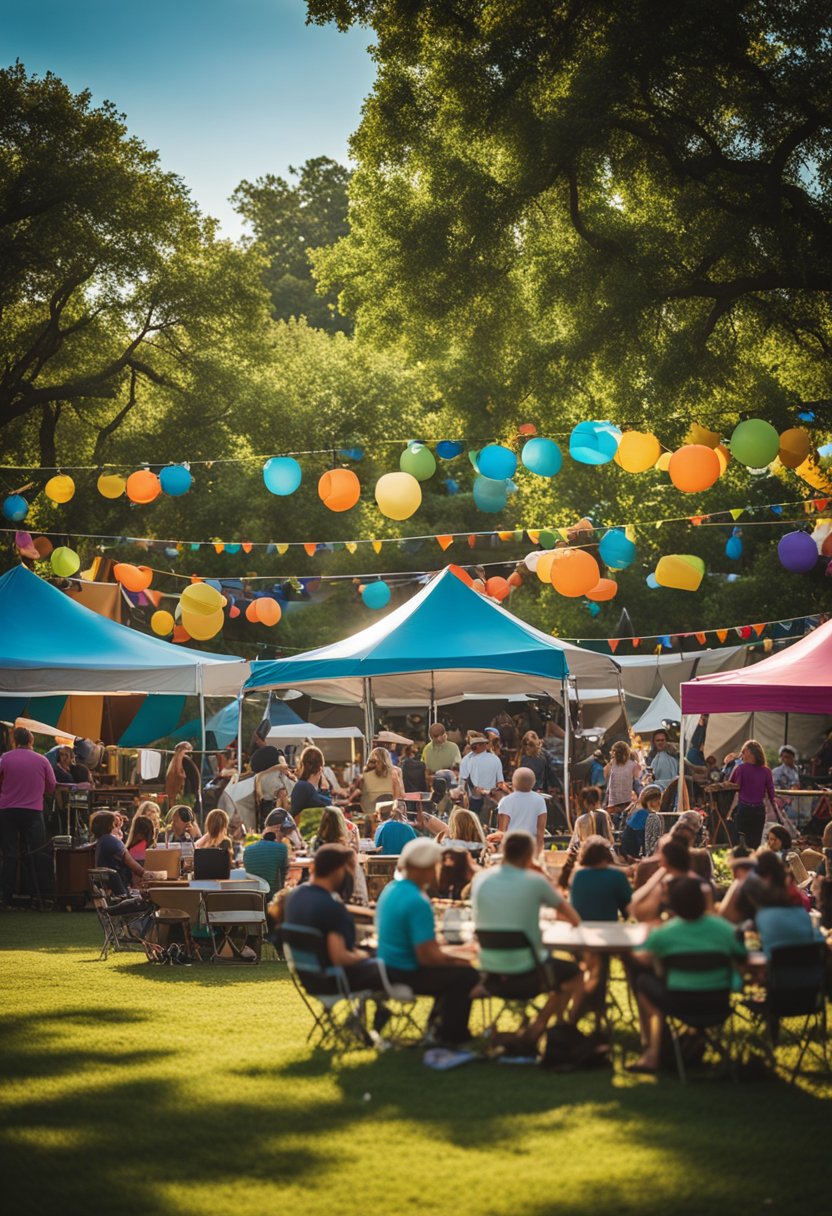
[484,955,580,999]
[636,973,729,1017]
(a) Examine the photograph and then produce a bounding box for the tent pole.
[561,677,570,830]
[198,667,207,762]
[677,716,687,812]
[363,678,374,754]
[430,670,436,725]
[236,692,244,772]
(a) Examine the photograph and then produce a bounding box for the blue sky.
[0,0,374,237]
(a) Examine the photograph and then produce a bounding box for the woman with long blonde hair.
[359,745,405,817]
[603,739,641,822]
[727,737,775,848]
[290,745,334,818]
[441,807,487,846]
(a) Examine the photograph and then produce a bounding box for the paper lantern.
[470,578,485,594]
[114,563,153,593]
[646,573,660,589]
[521,437,562,477]
[399,443,436,481]
[687,423,721,449]
[654,554,705,591]
[730,419,780,468]
[539,530,557,549]
[255,597,282,626]
[550,549,600,597]
[536,551,557,583]
[2,494,28,522]
[472,475,508,513]
[375,471,422,520]
[599,529,636,570]
[172,624,191,643]
[587,601,601,618]
[33,536,53,559]
[50,546,80,577]
[586,578,618,602]
[668,445,721,493]
[181,581,226,616]
[45,474,75,504]
[655,451,672,472]
[778,427,811,469]
[151,610,174,636]
[361,581,391,610]
[97,473,126,499]
[182,608,224,640]
[485,576,510,601]
[507,571,523,588]
[436,440,464,459]
[523,551,541,573]
[126,470,161,504]
[715,444,730,474]
[229,604,241,618]
[318,468,361,512]
[777,530,818,574]
[725,535,743,560]
[478,444,517,480]
[160,464,192,497]
[569,421,621,465]
[615,431,660,473]
[245,601,259,623]
[263,456,302,496]
[15,531,39,560]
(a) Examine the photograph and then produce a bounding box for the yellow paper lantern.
[45,474,75,504]
[615,431,661,473]
[151,610,175,636]
[778,427,811,470]
[655,451,672,472]
[550,549,600,597]
[180,582,226,616]
[535,551,556,583]
[686,423,721,449]
[182,608,224,640]
[97,473,126,499]
[668,445,721,493]
[374,471,422,520]
[654,554,705,592]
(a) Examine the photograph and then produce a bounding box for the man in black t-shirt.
[285,845,388,1032]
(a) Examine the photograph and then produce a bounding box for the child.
[620,785,662,860]
[604,740,641,825]
[570,786,614,850]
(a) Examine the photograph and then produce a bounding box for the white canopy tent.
[631,686,683,737]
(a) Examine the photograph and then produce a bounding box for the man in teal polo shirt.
[373,802,418,855]
[376,837,479,1044]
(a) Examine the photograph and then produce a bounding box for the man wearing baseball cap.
[459,734,507,825]
[375,837,480,1045]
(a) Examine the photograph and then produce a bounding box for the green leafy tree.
[232,157,352,332]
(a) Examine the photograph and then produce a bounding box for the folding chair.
[370,959,426,1045]
[660,952,736,1083]
[203,891,267,963]
[88,868,151,961]
[739,942,829,1082]
[281,923,376,1051]
[475,930,552,1039]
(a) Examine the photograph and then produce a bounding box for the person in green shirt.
[629,876,747,1073]
[421,722,462,776]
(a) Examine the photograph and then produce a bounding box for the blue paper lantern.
[2,494,28,522]
[586,601,601,618]
[646,573,659,589]
[164,547,179,558]
[159,464,192,496]
[263,456,302,496]
[436,440,464,459]
[205,579,223,592]
[599,528,636,570]
[444,478,459,495]
[778,530,818,574]
[472,475,508,513]
[521,437,562,477]
[569,421,621,465]
[478,444,517,480]
[725,535,743,560]
[361,581,391,610]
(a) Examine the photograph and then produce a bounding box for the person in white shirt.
[497,768,547,853]
[459,735,507,825]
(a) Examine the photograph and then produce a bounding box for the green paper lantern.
[730,419,780,468]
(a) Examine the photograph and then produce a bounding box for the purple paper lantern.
[777,531,818,574]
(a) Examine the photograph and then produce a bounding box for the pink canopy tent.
[681,619,832,715]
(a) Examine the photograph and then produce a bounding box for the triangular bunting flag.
[241,542,253,554]
[695,632,706,645]
[276,543,289,555]
[729,508,744,521]
[690,516,706,526]
[372,540,382,554]
[608,639,619,654]
[527,529,540,544]
[558,529,571,542]
[716,628,728,643]
[814,498,830,510]
[303,542,317,556]
[804,501,814,514]
[752,623,765,637]
[213,542,224,554]
[632,638,640,648]
[345,541,358,554]
[436,535,454,551]
[467,534,476,549]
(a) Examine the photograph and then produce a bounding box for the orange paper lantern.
[485,576,510,601]
[536,551,557,584]
[586,578,618,602]
[715,444,730,474]
[778,427,811,470]
[113,563,153,593]
[318,468,361,512]
[245,601,260,623]
[668,445,721,493]
[126,469,161,504]
[507,571,523,588]
[550,549,600,597]
[256,598,282,626]
[172,625,191,643]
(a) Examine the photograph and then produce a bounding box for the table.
[540,920,648,953]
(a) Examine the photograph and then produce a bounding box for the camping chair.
[475,930,553,1042]
[203,890,267,963]
[739,942,829,1082]
[88,868,151,961]
[660,952,736,1083]
[281,923,376,1051]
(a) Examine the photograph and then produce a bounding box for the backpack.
[540,1023,611,1071]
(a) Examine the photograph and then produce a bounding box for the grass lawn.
[1,912,829,1216]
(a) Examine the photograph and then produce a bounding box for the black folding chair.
[281,923,376,1052]
[88,868,151,961]
[740,942,829,1082]
[660,952,736,1083]
[475,930,553,1039]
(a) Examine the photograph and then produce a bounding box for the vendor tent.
[631,685,682,736]
[0,565,248,698]
[244,566,620,705]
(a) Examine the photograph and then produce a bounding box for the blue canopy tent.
[0,565,249,752]
[244,567,621,792]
